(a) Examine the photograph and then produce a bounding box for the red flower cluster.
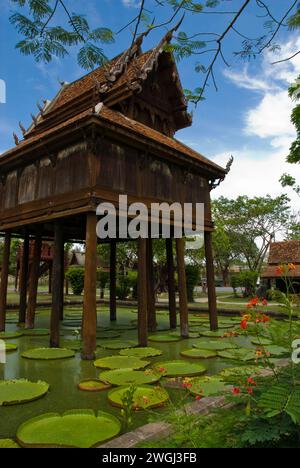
[240,297,270,330]
[232,376,257,397]
[276,263,296,276]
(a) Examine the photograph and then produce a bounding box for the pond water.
[0,307,251,442]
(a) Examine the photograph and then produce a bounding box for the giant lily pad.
[188,376,230,397]
[153,360,206,377]
[119,347,162,358]
[217,348,256,362]
[108,385,169,410]
[99,340,138,350]
[199,330,228,338]
[148,334,182,343]
[219,366,261,380]
[100,368,161,386]
[263,345,289,356]
[60,340,82,351]
[94,356,150,370]
[4,343,18,352]
[193,340,237,351]
[0,331,23,340]
[170,331,200,339]
[22,348,75,360]
[0,380,49,406]
[180,348,217,359]
[0,439,20,448]
[16,410,121,448]
[250,337,272,346]
[61,321,82,328]
[96,331,121,340]
[22,329,50,337]
[78,379,111,392]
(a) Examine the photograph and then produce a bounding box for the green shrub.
[127,271,138,300]
[116,274,131,300]
[65,267,85,295]
[98,269,110,299]
[230,270,258,298]
[185,265,200,302]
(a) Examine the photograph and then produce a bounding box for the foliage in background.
[185,264,200,302]
[65,267,84,295]
[230,270,259,298]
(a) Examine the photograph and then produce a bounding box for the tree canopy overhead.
[7,0,300,102]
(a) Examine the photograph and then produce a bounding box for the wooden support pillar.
[0,232,11,332]
[15,263,19,292]
[166,238,177,329]
[204,230,218,331]
[50,223,64,348]
[82,213,97,360]
[25,233,42,329]
[110,240,117,322]
[147,238,156,332]
[19,232,29,325]
[176,238,189,338]
[138,238,148,346]
[60,243,65,321]
[48,263,52,294]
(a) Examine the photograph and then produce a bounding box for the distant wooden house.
[261,241,300,293]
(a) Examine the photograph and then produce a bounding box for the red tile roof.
[267,241,300,264]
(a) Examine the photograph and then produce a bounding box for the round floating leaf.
[148,334,182,343]
[263,345,289,356]
[119,347,162,358]
[219,366,261,380]
[109,325,137,331]
[22,329,50,337]
[60,340,82,351]
[22,348,75,360]
[193,340,237,351]
[61,321,82,328]
[78,379,111,392]
[250,337,272,346]
[0,439,20,448]
[96,331,121,339]
[16,410,121,448]
[0,380,49,406]
[108,385,169,410]
[170,331,200,339]
[199,330,228,338]
[99,340,138,350]
[153,360,206,377]
[100,368,161,386]
[94,356,150,370]
[4,343,18,352]
[188,376,230,397]
[0,331,23,340]
[217,324,236,330]
[180,348,217,359]
[218,348,256,362]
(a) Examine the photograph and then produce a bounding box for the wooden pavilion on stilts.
[0,24,229,360]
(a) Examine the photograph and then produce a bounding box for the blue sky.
[0,0,299,207]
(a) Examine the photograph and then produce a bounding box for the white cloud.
[122,0,141,7]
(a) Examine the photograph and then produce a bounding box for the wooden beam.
[25,233,42,329]
[166,238,177,329]
[50,223,64,348]
[205,230,218,331]
[138,238,148,346]
[110,240,117,322]
[0,232,11,332]
[176,238,189,338]
[19,232,29,325]
[48,263,52,294]
[60,241,65,321]
[82,212,97,360]
[147,238,156,332]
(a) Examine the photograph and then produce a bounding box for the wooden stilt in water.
[176,238,189,338]
[110,240,117,322]
[0,233,11,332]
[19,232,29,325]
[59,241,65,321]
[205,230,218,331]
[166,238,177,329]
[138,238,148,346]
[50,223,64,348]
[82,212,97,360]
[147,238,156,332]
[25,233,42,329]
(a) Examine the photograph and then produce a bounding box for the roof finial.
[37,101,44,114]
[226,155,234,173]
[19,122,26,136]
[31,113,38,126]
[13,132,19,146]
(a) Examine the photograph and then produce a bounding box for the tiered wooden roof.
[0,26,226,180]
